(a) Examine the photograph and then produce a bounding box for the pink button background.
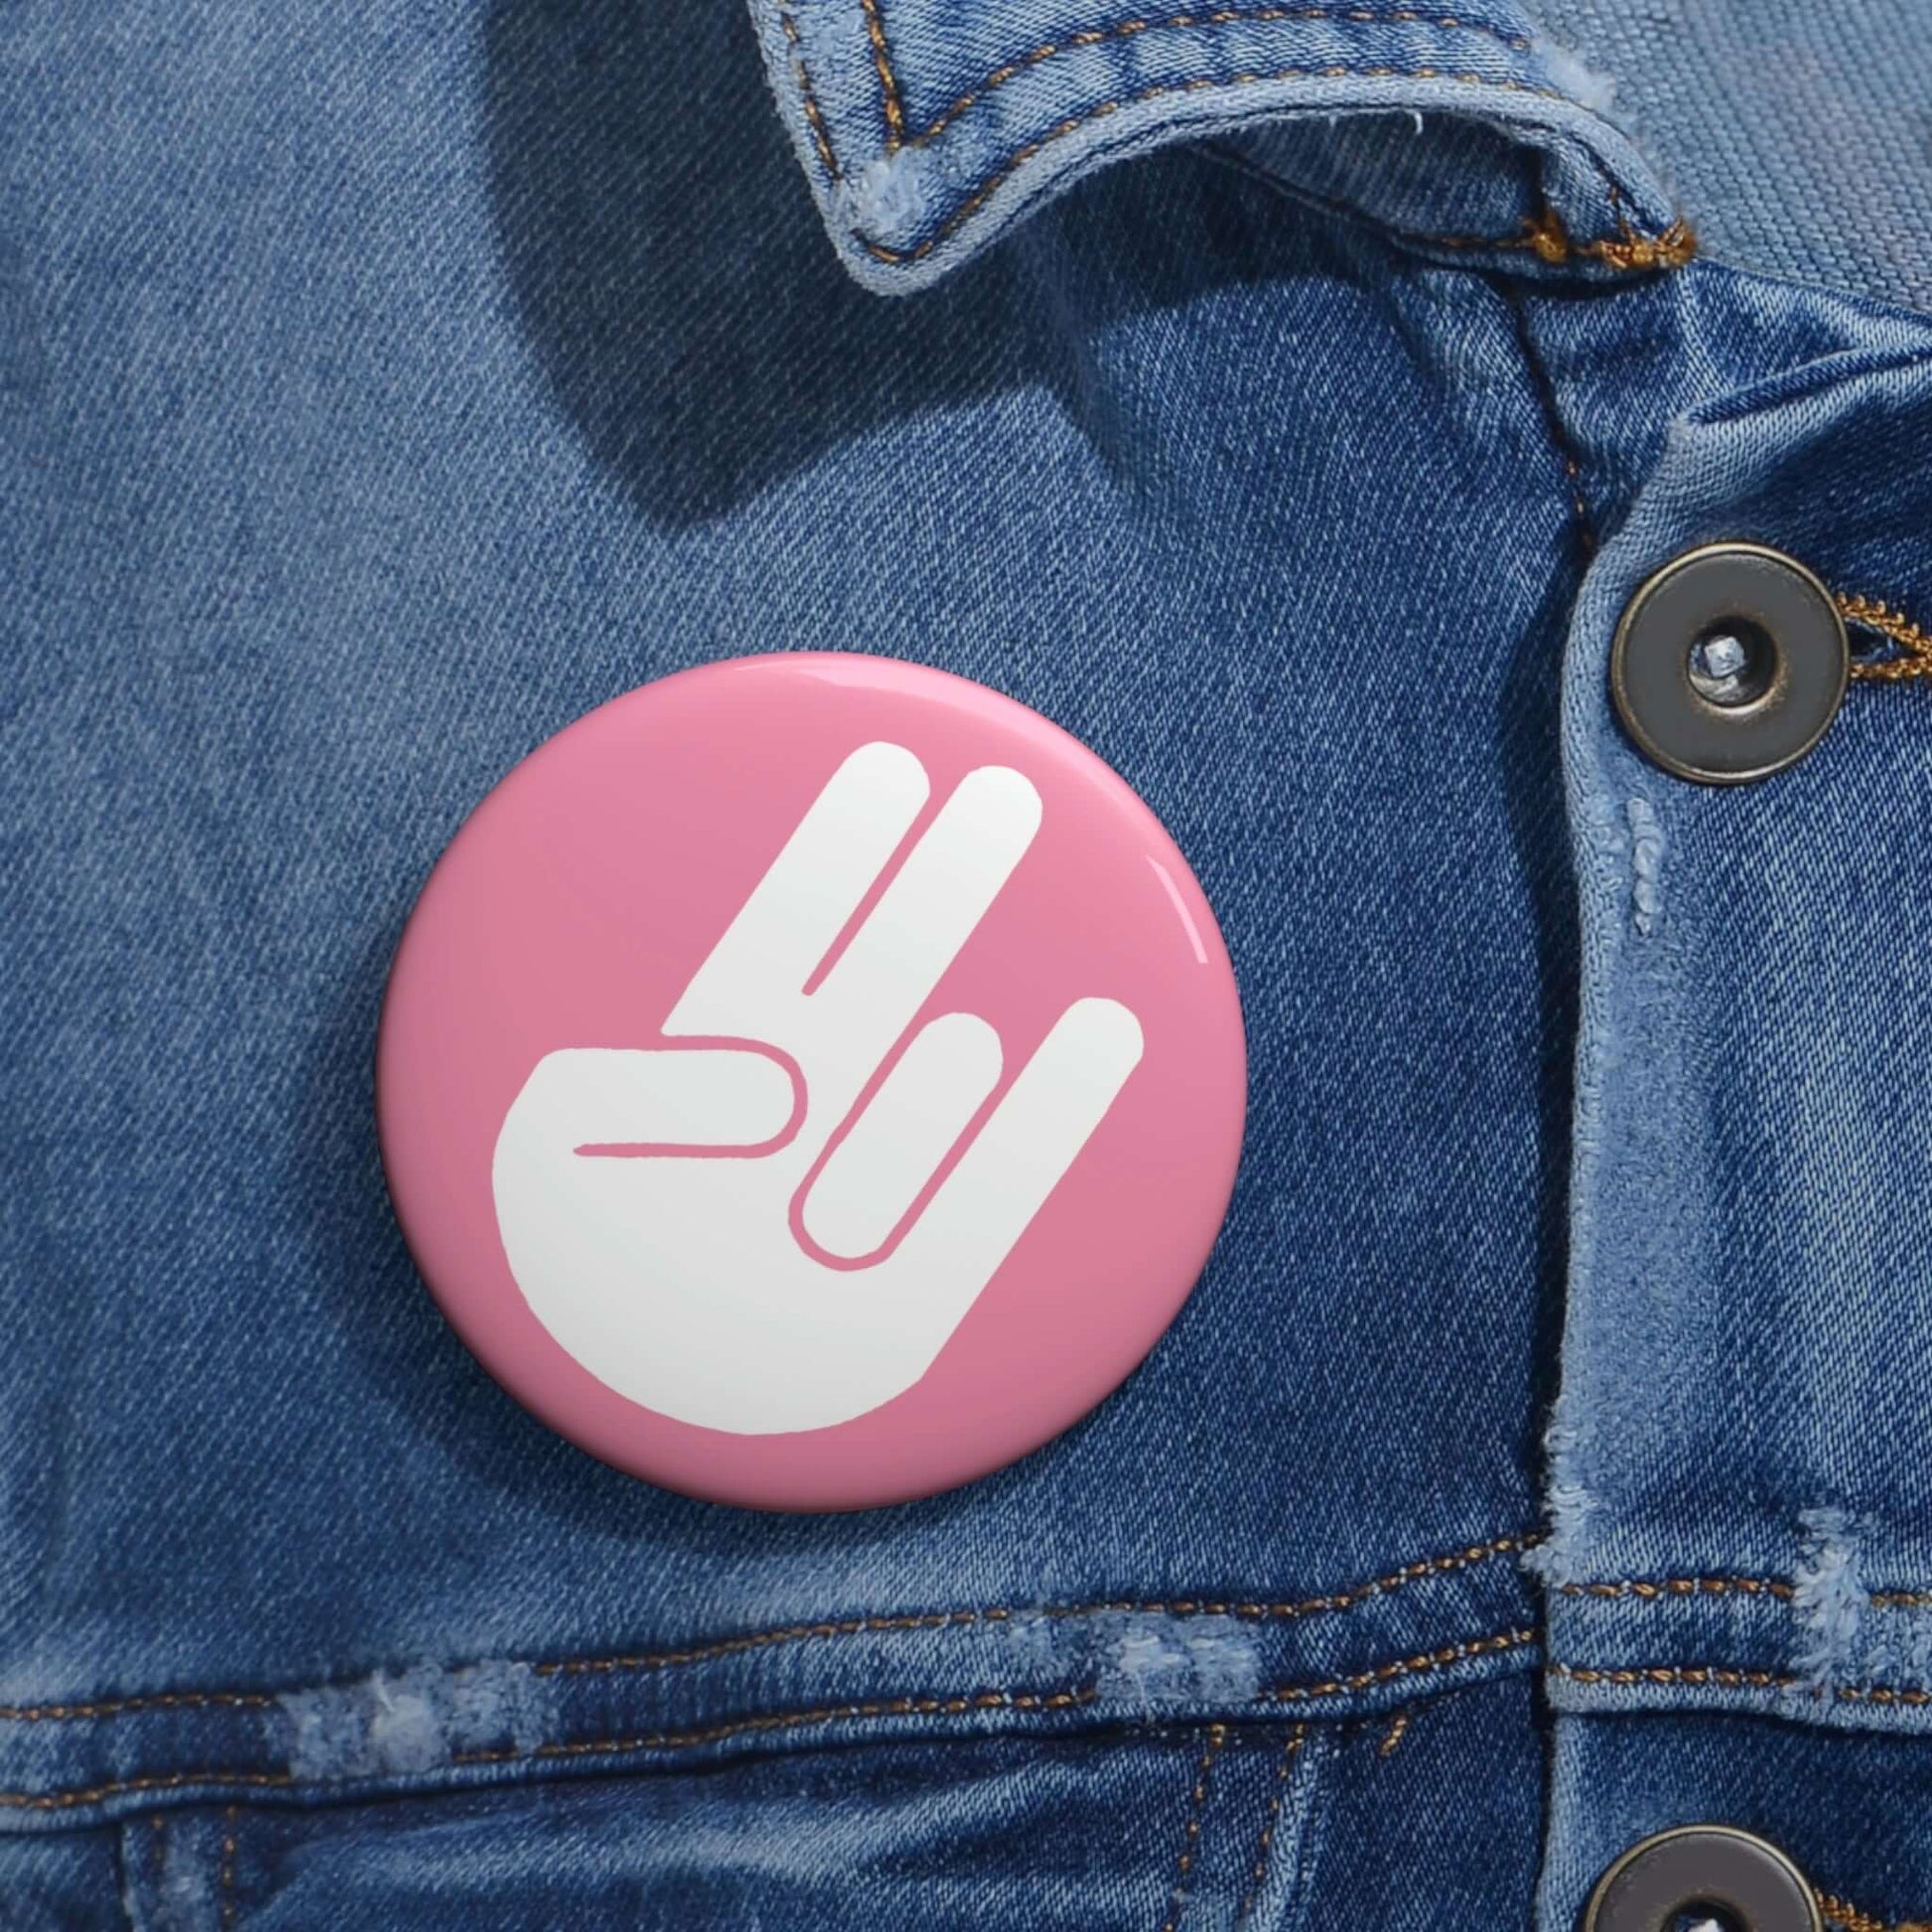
[377,652,1246,1510]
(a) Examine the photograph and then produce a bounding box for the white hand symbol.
[491,742,1145,1434]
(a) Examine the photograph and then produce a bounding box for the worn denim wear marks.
[754,0,1687,288]
[10,0,1932,1924]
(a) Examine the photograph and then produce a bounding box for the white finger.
[895,998,1144,1279]
[798,1013,1002,1260]
[809,765,1040,1055]
[514,1047,798,1154]
[667,742,928,1034]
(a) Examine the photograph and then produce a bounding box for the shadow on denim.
[481,0,1304,524]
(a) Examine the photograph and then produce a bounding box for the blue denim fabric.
[6,0,1932,1925]
[758,0,1679,293]
[1530,1,1932,314]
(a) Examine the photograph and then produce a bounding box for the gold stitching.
[0,1617,1544,1813]
[531,1533,1539,1681]
[1558,1573,1932,1608]
[470,1684,1099,1765]
[1160,1723,1228,1932]
[1839,593,1932,682]
[1558,1576,1795,1602]
[1262,1627,1538,1703]
[1235,1725,1307,1924]
[1510,204,1695,271]
[787,5,1694,270]
[908,6,1534,148]
[1500,277,1594,557]
[1817,1890,1932,1932]
[1557,446,1591,552]
[0,1767,297,1816]
[218,1803,239,1929]
[860,0,905,145]
[1820,1895,1887,1932]
[1384,206,1695,269]
[0,1533,1538,1727]
[1551,1660,1932,1708]
[1196,160,1694,271]
[0,1688,276,1723]
[1550,1661,1797,1691]
[1818,1893,1906,1932]
[853,68,1687,267]
[1376,1708,1412,1755]
[1586,218,1697,270]
[0,1693,1099,1811]
[780,10,839,178]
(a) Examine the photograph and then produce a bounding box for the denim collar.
[749,0,1687,294]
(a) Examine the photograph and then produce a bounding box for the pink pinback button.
[377,653,1245,1510]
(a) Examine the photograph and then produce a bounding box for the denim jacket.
[7,1,1932,1926]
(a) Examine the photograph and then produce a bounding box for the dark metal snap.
[1610,542,1848,783]
[1582,1825,1822,1932]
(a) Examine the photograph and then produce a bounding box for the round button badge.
[378,653,1245,1510]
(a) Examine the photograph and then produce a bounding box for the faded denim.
[6,0,1932,1926]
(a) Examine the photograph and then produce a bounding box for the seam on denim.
[1235,1725,1307,1926]
[1559,1575,1796,1601]
[1579,184,1698,272]
[1496,277,1596,560]
[1407,178,1697,270]
[0,1769,300,1815]
[788,9,1696,269]
[0,1690,1099,1812]
[218,1804,239,1929]
[1560,1575,1932,1609]
[532,1605,1002,1679]
[1400,209,1694,271]
[1197,138,1692,272]
[0,1533,1537,1727]
[555,1536,1541,1674]
[1551,1661,1798,1690]
[0,1688,279,1723]
[1839,593,1932,681]
[1523,204,1695,272]
[1818,1888,1932,1932]
[1821,1894,1887,1932]
[1159,1722,1229,1932]
[529,1533,1540,1680]
[1375,1707,1412,1755]
[0,1627,1541,1813]
[1199,141,1693,275]
[1819,1893,1890,1932]
[896,8,1535,153]
[781,10,841,179]
[447,1684,1101,1767]
[1262,1627,1538,1703]
[860,0,906,144]
[859,67,1572,265]
[1550,1661,1932,1706]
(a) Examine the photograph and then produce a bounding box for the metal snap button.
[1583,1825,1822,1932]
[1610,542,1848,783]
